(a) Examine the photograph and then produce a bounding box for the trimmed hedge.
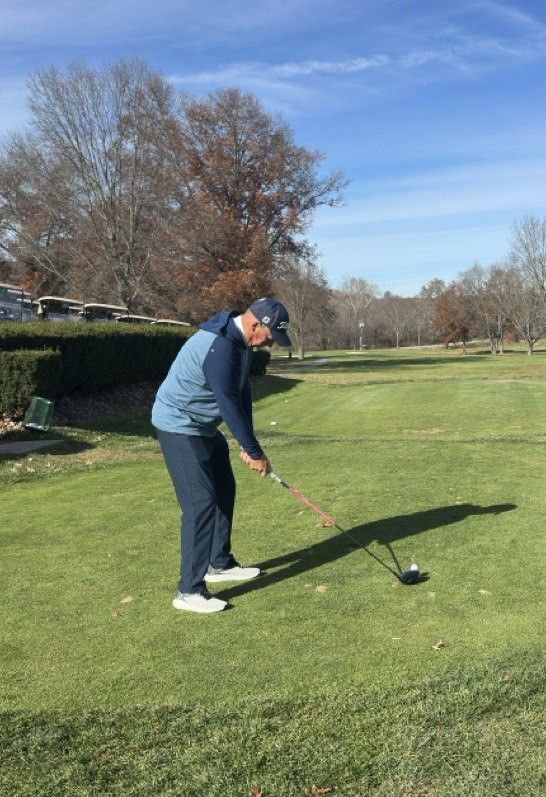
[0,322,271,414]
[0,322,195,398]
[0,349,62,415]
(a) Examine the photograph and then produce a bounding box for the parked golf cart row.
[0,284,189,327]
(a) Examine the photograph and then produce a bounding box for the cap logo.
[262,315,271,324]
[277,321,289,329]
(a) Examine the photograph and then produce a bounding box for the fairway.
[1,347,545,796]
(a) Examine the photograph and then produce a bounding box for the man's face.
[248,321,275,348]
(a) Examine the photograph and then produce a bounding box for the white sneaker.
[172,591,227,614]
[205,565,261,583]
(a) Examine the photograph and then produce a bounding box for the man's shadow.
[217,503,516,600]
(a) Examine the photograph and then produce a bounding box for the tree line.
[278,215,546,357]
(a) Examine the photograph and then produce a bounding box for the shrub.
[0,324,271,412]
[0,322,194,396]
[0,349,62,415]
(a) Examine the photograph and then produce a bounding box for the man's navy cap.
[249,298,291,347]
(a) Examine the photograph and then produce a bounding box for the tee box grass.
[1,346,545,796]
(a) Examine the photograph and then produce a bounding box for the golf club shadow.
[216,503,516,601]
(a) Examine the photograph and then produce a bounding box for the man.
[152,298,291,614]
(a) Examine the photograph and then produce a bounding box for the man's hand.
[240,449,271,476]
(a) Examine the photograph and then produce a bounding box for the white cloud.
[169,55,390,86]
[476,0,546,33]
[314,157,546,228]
[271,55,390,78]
[0,0,338,46]
[169,15,546,108]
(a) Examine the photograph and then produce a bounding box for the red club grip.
[288,486,336,526]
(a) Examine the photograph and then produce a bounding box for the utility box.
[23,397,55,431]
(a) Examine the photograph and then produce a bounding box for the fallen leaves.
[250,786,263,797]
[120,595,133,604]
[432,639,446,651]
[478,589,491,596]
[499,672,513,682]
[0,416,24,434]
[306,787,332,796]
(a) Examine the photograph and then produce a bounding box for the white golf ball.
[410,563,420,572]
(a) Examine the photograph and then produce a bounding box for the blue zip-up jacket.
[151,311,264,459]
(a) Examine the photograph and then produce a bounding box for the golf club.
[269,471,423,584]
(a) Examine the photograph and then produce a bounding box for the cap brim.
[271,330,291,347]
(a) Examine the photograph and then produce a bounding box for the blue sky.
[2,0,546,294]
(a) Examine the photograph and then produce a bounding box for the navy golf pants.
[157,430,237,594]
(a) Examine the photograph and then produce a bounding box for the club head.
[398,565,430,584]
[399,569,421,584]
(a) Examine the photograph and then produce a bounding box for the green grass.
[2,656,544,797]
[1,346,545,795]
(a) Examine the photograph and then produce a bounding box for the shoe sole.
[205,572,260,583]
[172,598,226,614]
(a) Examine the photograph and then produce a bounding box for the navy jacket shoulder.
[152,310,263,458]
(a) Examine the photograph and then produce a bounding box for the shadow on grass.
[251,374,303,402]
[217,502,516,600]
[0,433,94,461]
[49,374,303,439]
[271,348,546,373]
[274,355,443,370]
[269,356,486,375]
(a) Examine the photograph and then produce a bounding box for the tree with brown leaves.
[173,88,346,317]
[433,284,476,351]
[274,252,332,358]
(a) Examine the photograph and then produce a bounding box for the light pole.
[359,321,365,350]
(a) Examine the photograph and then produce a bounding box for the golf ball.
[410,563,420,572]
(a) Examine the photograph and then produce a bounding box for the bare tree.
[333,277,378,348]
[0,66,346,320]
[484,263,514,354]
[0,60,182,310]
[415,278,446,345]
[499,265,545,354]
[511,215,546,302]
[274,253,331,358]
[380,293,413,349]
[459,263,502,353]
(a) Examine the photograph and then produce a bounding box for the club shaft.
[270,471,401,579]
[335,525,400,577]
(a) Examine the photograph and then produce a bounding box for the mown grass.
[1,655,544,797]
[1,345,545,795]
